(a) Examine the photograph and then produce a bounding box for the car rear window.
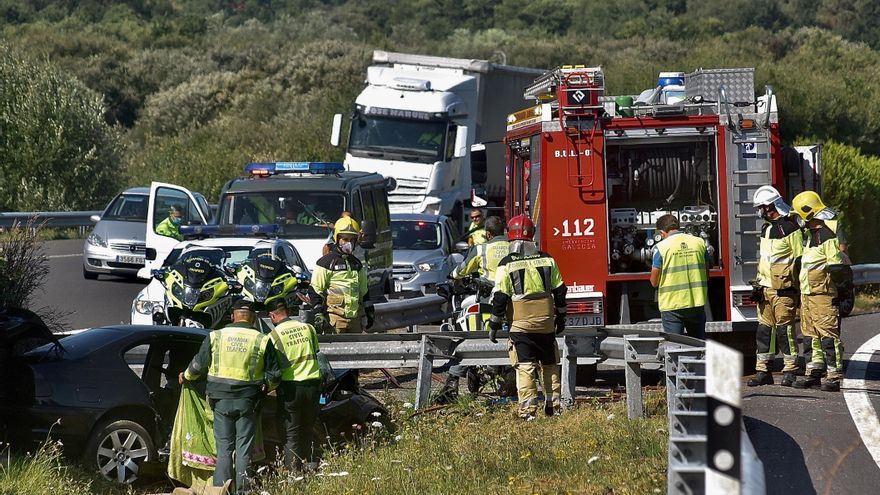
[24,327,120,361]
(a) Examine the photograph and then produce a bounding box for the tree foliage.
[0,43,121,211]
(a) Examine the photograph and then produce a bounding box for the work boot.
[793,374,821,389]
[780,372,796,387]
[747,371,774,387]
[544,403,561,417]
[433,377,459,405]
[820,380,841,392]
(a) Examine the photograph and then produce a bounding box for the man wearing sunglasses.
[465,210,487,247]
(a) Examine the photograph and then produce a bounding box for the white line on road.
[843,332,880,469]
[48,253,82,259]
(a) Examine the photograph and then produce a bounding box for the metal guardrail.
[852,263,880,286]
[0,210,102,230]
[370,295,452,333]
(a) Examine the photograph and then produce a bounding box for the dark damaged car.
[0,313,387,484]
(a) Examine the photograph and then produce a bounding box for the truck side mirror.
[453,125,469,158]
[471,186,488,208]
[360,219,377,249]
[330,113,343,147]
[455,241,470,253]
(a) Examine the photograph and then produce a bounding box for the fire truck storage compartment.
[605,135,719,274]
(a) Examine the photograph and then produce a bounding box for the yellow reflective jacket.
[490,251,566,334]
[467,222,487,246]
[756,215,803,289]
[656,233,708,312]
[156,216,183,241]
[800,221,844,296]
[271,318,321,382]
[452,235,509,281]
[311,249,368,319]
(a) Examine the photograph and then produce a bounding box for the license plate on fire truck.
[566,314,604,327]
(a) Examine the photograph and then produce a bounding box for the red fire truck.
[502,66,821,333]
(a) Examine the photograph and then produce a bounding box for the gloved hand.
[364,303,375,330]
[313,313,329,332]
[750,283,764,305]
[488,319,502,343]
[555,314,566,335]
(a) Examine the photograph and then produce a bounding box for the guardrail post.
[414,334,434,410]
[560,335,578,409]
[624,335,644,419]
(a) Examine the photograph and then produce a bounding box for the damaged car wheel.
[85,419,155,484]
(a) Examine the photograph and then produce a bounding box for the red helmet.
[507,214,535,241]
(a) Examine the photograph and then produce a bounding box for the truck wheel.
[84,419,156,484]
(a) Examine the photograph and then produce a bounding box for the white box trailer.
[332,51,544,223]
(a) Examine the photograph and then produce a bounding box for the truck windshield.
[349,115,448,163]
[218,191,345,239]
[392,220,442,250]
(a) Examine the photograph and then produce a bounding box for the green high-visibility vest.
[656,233,708,312]
[468,222,487,245]
[208,326,269,386]
[155,216,183,241]
[270,319,321,382]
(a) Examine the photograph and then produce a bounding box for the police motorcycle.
[235,250,310,312]
[151,247,241,329]
[436,273,516,397]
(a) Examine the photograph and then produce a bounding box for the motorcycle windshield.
[253,257,282,281]
[253,280,272,302]
[183,286,201,308]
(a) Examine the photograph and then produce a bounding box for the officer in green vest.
[748,186,804,387]
[451,216,509,282]
[464,209,487,247]
[488,214,567,420]
[650,214,710,339]
[155,205,184,241]
[790,191,852,392]
[268,299,322,471]
[311,216,373,333]
[181,299,281,492]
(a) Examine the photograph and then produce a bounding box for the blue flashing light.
[180,224,280,237]
[245,161,344,177]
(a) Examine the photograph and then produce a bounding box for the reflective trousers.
[508,339,560,417]
[755,288,798,372]
[800,293,843,381]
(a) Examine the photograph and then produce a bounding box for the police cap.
[267,299,288,313]
[232,299,254,312]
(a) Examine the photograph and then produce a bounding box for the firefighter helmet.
[333,216,360,243]
[792,190,827,221]
[752,185,782,207]
[507,214,535,241]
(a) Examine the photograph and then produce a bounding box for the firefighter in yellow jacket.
[311,216,373,333]
[488,214,567,420]
[748,186,804,387]
[791,191,852,392]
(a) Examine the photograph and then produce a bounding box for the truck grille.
[567,299,604,314]
[110,242,146,254]
[388,176,429,211]
[393,264,416,281]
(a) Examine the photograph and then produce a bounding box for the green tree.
[0,43,121,211]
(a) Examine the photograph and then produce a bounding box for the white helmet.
[752,185,791,216]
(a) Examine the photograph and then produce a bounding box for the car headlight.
[417,258,446,272]
[87,233,107,248]
[134,299,155,315]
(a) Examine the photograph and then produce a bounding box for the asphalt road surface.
[32,239,144,330]
[743,311,880,494]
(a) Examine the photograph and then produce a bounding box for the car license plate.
[566,313,604,327]
[116,255,145,265]
[394,280,403,293]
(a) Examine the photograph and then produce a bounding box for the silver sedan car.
[391,213,464,293]
[82,187,151,279]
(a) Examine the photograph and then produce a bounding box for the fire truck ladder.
[525,66,606,192]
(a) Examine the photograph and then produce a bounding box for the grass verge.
[1,393,668,494]
[256,391,668,494]
[853,285,880,314]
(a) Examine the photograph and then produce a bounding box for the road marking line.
[48,253,82,259]
[843,332,880,469]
